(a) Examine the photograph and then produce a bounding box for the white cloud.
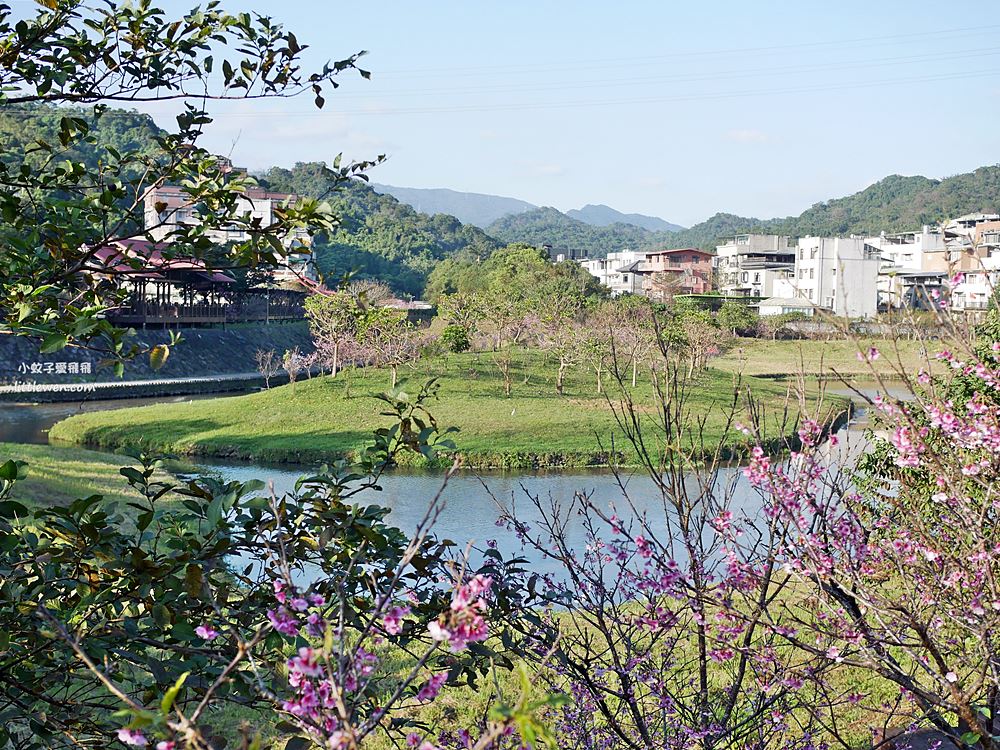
[725,129,770,144]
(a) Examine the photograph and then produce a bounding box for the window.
[622,274,629,282]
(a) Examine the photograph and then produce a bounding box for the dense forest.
[4,103,999,292]
[486,207,660,256]
[486,169,1000,254]
[0,102,166,171]
[261,163,499,297]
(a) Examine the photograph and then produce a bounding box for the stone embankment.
[0,322,314,402]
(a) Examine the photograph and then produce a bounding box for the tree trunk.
[557,359,568,395]
[391,365,398,389]
[332,342,340,378]
[595,366,603,395]
[631,356,638,388]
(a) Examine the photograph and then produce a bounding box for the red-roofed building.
[86,239,305,327]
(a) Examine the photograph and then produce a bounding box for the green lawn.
[0,442,161,507]
[714,337,942,378]
[49,350,847,468]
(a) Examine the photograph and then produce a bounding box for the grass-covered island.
[49,350,850,468]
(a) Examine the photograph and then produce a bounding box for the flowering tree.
[305,291,362,377]
[357,306,421,388]
[473,288,531,397]
[492,347,831,750]
[531,283,586,396]
[740,330,1000,749]
[1,383,566,749]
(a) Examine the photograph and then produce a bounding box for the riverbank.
[714,337,941,379]
[0,321,312,388]
[0,442,173,507]
[49,352,848,468]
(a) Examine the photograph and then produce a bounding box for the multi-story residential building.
[715,235,795,298]
[578,251,645,295]
[144,182,316,285]
[635,248,713,301]
[865,227,947,310]
[778,236,881,319]
[578,248,712,299]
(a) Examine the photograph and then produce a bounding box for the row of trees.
[303,246,771,396]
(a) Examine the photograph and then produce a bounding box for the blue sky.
[143,1,1000,226]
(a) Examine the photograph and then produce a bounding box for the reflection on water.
[0,392,249,445]
[0,378,905,576]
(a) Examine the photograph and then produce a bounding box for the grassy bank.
[49,350,847,468]
[0,442,164,507]
[714,337,941,378]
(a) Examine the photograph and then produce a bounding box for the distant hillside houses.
[575,212,1000,319]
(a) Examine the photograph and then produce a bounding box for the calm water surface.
[0,380,906,572]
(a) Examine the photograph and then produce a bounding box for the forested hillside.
[0,105,499,297]
[486,207,660,256]
[0,102,166,170]
[490,168,1000,253]
[371,183,536,227]
[261,164,499,296]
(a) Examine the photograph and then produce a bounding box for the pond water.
[0,380,907,575]
[0,392,249,445]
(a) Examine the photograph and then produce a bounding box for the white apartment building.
[865,227,947,310]
[144,184,316,285]
[776,236,881,319]
[578,251,645,295]
[715,235,795,298]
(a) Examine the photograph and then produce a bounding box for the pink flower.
[156,743,176,750]
[267,607,299,636]
[945,671,958,683]
[417,671,448,702]
[117,729,147,747]
[382,605,411,635]
[195,625,218,641]
[857,346,880,363]
[273,580,288,604]
[290,597,309,612]
[406,734,421,747]
[634,535,652,558]
[288,647,323,678]
[825,646,843,662]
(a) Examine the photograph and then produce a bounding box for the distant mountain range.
[567,204,684,232]
[371,183,684,233]
[486,167,1000,255]
[370,184,536,228]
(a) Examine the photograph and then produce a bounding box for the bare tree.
[358,307,420,388]
[254,348,281,389]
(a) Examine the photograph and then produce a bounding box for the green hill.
[488,168,1000,254]
[486,206,659,256]
[260,163,499,296]
[0,104,499,298]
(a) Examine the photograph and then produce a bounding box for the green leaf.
[149,345,170,371]
[961,732,981,746]
[38,333,67,354]
[0,460,25,481]
[161,671,189,716]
